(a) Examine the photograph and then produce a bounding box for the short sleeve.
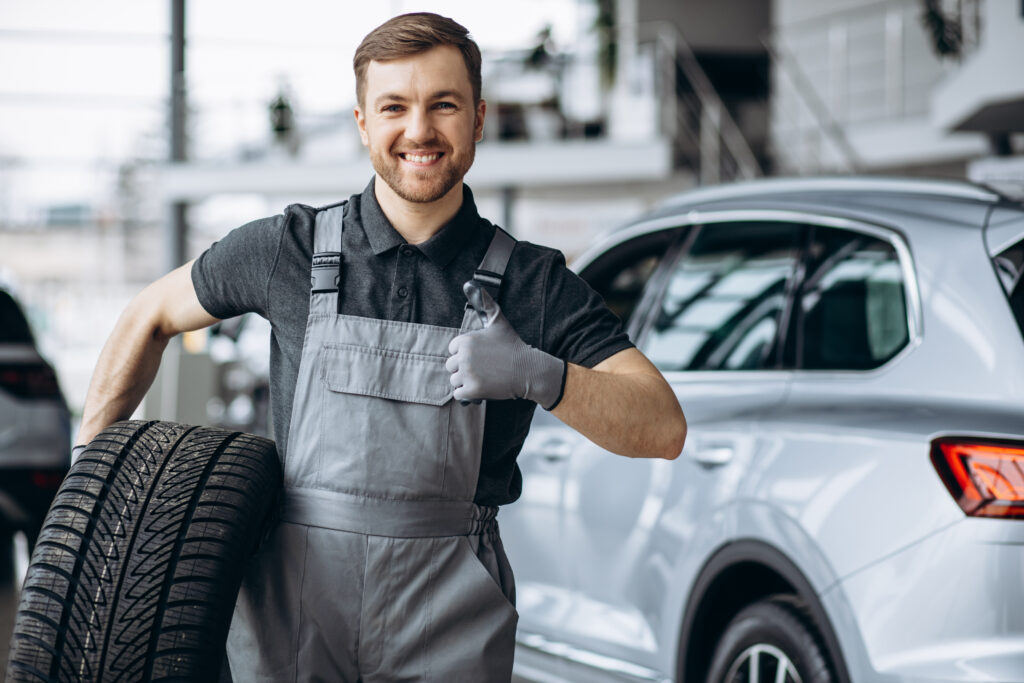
[541,252,635,368]
[191,215,284,320]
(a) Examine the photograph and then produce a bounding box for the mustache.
[391,139,451,154]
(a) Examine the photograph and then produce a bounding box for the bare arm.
[550,348,686,460]
[75,260,220,445]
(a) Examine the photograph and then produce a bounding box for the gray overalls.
[225,202,519,682]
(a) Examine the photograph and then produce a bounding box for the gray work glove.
[447,282,567,410]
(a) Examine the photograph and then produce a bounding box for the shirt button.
[398,287,409,297]
[401,246,414,256]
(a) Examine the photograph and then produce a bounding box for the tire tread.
[5,420,281,683]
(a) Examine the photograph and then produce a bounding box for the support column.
[169,0,188,272]
[501,186,517,235]
[700,101,721,186]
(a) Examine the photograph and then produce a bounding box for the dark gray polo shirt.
[192,179,632,506]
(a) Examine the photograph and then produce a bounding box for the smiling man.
[358,46,482,212]
[74,12,686,682]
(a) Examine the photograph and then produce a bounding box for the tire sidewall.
[706,599,832,683]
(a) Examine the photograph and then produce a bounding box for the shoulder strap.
[309,201,347,294]
[470,226,516,299]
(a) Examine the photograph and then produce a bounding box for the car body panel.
[560,375,787,668]
[0,347,70,470]
[503,408,579,638]
[757,393,1024,581]
[833,519,1024,681]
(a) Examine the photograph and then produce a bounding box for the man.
[75,12,686,682]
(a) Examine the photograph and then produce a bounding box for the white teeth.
[404,153,439,163]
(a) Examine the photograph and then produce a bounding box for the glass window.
[640,222,800,371]
[580,228,679,328]
[0,291,34,344]
[795,227,908,370]
[991,235,1024,341]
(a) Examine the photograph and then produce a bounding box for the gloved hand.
[447,282,567,410]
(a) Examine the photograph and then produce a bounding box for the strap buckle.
[311,252,341,293]
[471,268,503,299]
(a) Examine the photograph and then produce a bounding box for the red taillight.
[0,363,61,400]
[31,470,65,489]
[931,438,1024,519]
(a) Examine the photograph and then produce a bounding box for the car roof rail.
[656,176,1005,211]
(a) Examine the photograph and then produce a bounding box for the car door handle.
[690,445,734,468]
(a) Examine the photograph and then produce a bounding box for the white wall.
[770,0,992,173]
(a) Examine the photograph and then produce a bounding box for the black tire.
[706,595,833,683]
[5,420,281,683]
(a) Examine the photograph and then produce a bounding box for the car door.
[756,220,929,583]
[501,226,682,643]
[555,218,803,675]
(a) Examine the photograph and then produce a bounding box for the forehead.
[364,45,473,100]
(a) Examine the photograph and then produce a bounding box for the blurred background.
[2,0,1023,435]
[1,0,1023,669]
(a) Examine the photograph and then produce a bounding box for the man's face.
[355,45,485,205]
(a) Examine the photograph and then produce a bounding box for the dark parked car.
[0,287,70,576]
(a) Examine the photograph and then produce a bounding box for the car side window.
[793,226,908,370]
[579,228,680,329]
[640,222,801,372]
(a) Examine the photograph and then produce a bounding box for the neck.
[373,178,464,244]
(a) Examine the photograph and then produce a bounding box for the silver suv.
[502,177,1024,683]
[0,287,70,576]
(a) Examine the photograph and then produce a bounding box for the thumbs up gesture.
[446,282,567,410]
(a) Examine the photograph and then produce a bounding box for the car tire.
[5,420,281,683]
[706,595,833,683]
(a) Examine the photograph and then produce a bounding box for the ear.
[354,105,369,147]
[474,99,487,143]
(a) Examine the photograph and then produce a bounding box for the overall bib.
[225,203,519,682]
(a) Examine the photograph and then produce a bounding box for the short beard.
[371,143,475,204]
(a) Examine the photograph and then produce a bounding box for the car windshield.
[0,290,35,344]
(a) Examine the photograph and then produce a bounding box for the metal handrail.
[762,32,863,173]
[640,21,762,181]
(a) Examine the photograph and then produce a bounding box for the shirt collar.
[358,178,482,269]
[358,178,406,256]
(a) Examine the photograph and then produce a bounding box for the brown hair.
[353,12,482,108]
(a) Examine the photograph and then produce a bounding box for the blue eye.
[436,102,456,110]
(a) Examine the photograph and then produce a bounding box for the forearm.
[550,360,687,460]
[75,260,217,445]
[76,303,172,445]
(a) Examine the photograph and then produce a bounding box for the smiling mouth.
[399,152,443,164]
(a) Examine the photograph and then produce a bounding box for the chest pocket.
[314,342,457,499]
[320,343,454,405]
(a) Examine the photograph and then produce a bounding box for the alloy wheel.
[722,643,803,683]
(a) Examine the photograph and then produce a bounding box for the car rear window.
[794,227,909,370]
[0,290,35,344]
[991,236,1024,338]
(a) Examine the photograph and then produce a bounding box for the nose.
[404,106,434,143]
